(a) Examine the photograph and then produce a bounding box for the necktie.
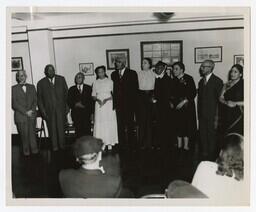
[203,77,207,85]
[119,70,122,78]
[50,78,54,87]
[78,85,82,93]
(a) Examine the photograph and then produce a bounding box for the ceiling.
[11,11,244,30]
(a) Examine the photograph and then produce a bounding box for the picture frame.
[234,55,244,67]
[106,49,130,70]
[11,57,23,71]
[79,63,94,76]
[194,46,222,63]
[140,40,183,68]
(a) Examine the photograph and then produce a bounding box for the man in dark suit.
[111,56,139,150]
[12,70,39,156]
[59,136,131,198]
[198,60,223,161]
[67,72,93,138]
[37,64,68,151]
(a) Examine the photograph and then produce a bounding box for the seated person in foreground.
[59,136,128,198]
[167,133,246,204]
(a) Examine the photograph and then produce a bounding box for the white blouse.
[137,69,155,91]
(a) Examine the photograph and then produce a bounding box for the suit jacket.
[37,75,68,120]
[111,68,139,113]
[67,84,93,120]
[12,83,37,123]
[59,154,122,198]
[198,74,223,122]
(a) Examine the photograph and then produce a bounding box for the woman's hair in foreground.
[216,133,244,181]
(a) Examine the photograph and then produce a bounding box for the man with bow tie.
[12,70,39,156]
[67,72,93,138]
[37,64,69,151]
[111,56,139,151]
[198,60,223,161]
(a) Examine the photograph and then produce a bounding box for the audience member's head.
[142,58,152,70]
[74,72,85,85]
[228,64,243,81]
[216,133,244,181]
[154,61,167,75]
[200,60,215,77]
[173,61,185,78]
[95,65,108,79]
[16,70,27,84]
[114,56,126,71]
[73,136,103,166]
[44,64,56,79]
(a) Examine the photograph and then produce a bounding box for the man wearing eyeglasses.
[197,60,223,161]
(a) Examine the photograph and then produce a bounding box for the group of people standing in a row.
[12,56,244,162]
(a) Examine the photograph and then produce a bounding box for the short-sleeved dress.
[92,78,118,146]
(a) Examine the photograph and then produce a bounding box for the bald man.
[197,60,223,161]
[37,64,68,151]
[111,56,139,151]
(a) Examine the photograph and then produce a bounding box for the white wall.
[11,17,244,134]
[54,28,243,88]
[11,42,32,85]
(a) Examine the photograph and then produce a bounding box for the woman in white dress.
[92,65,118,151]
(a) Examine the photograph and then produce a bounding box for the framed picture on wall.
[234,55,244,67]
[140,40,183,68]
[79,63,94,76]
[106,49,130,70]
[194,46,222,63]
[11,57,23,71]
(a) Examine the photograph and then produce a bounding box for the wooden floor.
[11,134,200,198]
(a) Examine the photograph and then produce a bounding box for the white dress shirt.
[20,83,26,93]
[204,72,213,84]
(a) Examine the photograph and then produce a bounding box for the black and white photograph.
[6,6,251,208]
[194,46,222,63]
[106,49,130,70]
[234,54,244,67]
[79,63,94,76]
[11,57,23,71]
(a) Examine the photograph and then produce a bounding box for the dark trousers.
[199,117,218,161]
[154,103,172,149]
[116,108,136,150]
[72,109,91,138]
[138,90,153,148]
